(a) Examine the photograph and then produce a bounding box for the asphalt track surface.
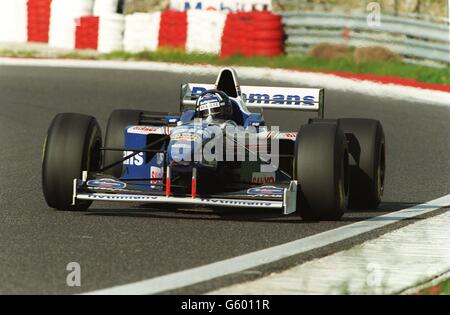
[0,65,448,294]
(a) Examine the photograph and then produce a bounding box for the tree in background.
[122,0,446,17]
[124,0,169,13]
[274,0,446,17]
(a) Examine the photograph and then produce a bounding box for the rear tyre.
[338,118,385,209]
[103,109,143,178]
[294,123,349,221]
[103,110,176,178]
[42,113,102,211]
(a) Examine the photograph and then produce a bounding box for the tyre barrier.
[158,10,187,50]
[27,0,51,43]
[75,13,124,53]
[221,11,284,57]
[0,1,285,57]
[93,0,118,16]
[0,0,28,43]
[123,12,161,53]
[97,13,124,53]
[186,10,226,55]
[49,0,93,49]
[220,12,249,57]
[75,16,99,50]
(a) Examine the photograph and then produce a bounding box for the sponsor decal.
[123,151,144,166]
[150,166,163,189]
[171,133,200,142]
[247,186,284,196]
[199,102,221,111]
[191,85,318,107]
[284,133,297,139]
[200,198,273,207]
[173,0,272,12]
[243,93,316,106]
[251,172,276,184]
[127,126,159,135]
[86,178,127,189]
[85,194,160,201]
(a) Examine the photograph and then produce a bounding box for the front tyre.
[42,113,102,211]
[294,123,349,221]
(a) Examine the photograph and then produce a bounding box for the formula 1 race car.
[42,68,385,220]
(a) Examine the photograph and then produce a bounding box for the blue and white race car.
[42,68,385,220]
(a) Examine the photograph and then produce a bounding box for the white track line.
[1,57,449,107]
[210,211,450,295]
[84,194,449,295]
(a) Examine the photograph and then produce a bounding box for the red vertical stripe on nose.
[165,167,171,197]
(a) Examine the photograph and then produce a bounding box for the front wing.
[72,176,298,215]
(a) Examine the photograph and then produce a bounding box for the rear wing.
[180,83,325,118]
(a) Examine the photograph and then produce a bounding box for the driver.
[195,90,233,123]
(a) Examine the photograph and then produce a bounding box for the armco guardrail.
[282,11,450,65]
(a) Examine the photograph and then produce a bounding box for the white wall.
[0,0,28,43]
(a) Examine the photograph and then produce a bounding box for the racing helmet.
[195,90,233,120]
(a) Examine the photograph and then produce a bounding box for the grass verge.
[1,48,449,85]
[415,278,450,295]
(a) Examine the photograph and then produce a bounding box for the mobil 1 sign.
[170,0,272,12]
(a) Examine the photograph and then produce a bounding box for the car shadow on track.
[85,206,309,224]
[83,201,422,224]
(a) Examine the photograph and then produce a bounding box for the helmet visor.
[197,94,227,119]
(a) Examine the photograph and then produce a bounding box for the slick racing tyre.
[338,118,385,209]
[103,110,175,178]
[294,123,349,221]
[103,109,143,178]
[42,113,102,211]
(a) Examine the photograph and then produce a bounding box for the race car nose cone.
[168,141,197,165]
[167,131,203,167]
